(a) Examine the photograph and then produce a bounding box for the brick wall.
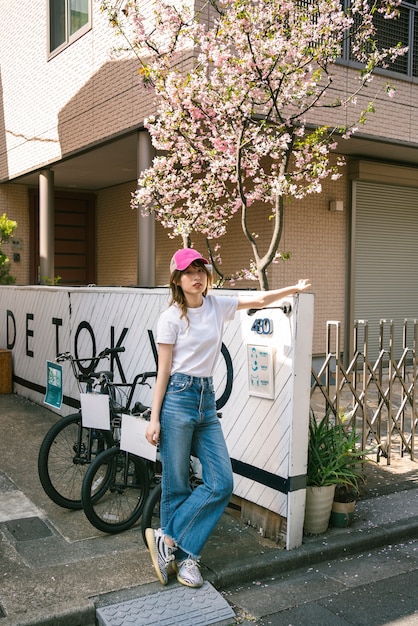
[96,183,137,286]
[305,64,417,143]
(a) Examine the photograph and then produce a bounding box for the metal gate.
[311,319,418,464]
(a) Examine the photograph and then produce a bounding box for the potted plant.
[304,411,367,534]
[330,484,359,528]
[329,420,369,528]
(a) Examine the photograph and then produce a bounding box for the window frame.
[47,0,92,59]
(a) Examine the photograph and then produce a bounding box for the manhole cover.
[4,517,52,541]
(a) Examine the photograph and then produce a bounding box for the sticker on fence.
[44,361,63,409]
[79,393,111,430]
[247,344,274,399]
[120,413,157,461]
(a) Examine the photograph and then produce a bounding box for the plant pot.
[330,499,356,528]
[304,484,336,535]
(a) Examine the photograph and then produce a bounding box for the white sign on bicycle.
[79,393,111,430]
[120,414,157,462]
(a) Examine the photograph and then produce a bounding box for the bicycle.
[38,346,126,510]
[80,371,159,533]
[82,437,203,535]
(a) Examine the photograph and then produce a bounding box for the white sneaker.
[176,558,203,588]
[145,528,176,585]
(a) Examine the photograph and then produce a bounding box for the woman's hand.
[145,419,160,447]
[296,278,311,293]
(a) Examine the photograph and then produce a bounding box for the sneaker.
[145,528,176,585]
[176,558,203,588]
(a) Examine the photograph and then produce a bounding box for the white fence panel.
[0,286,313,549]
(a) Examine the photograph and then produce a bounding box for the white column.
[286,293,315,549]
[137,131,155,286]
[39,170,54,284]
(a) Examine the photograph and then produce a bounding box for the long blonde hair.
[169,260,213,322]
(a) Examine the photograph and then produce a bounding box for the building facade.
[0,0,418,357]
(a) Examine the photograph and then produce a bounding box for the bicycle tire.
[141,482,162,547]
[38,412,113,510]
[81,447,150,534]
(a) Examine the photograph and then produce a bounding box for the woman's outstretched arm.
[237,279,311,311]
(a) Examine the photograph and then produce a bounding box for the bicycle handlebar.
[56,346,125,363]
[101,346,125,356]
[139,371,157,381]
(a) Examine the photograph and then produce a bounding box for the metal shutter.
[353,180,418,359]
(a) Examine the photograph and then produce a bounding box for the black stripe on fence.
[231,458,306,494]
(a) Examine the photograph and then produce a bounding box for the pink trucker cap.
[170,248,209,273]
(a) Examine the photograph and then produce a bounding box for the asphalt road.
[223,537,418,625]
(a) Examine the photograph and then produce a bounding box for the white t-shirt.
[157,294,239,377]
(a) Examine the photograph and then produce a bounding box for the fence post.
[326,321,341,417]
[362,321,369,454]
[387,320,394,464]
[334,322,341,419]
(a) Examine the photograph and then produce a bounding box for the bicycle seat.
[132,402,150,416]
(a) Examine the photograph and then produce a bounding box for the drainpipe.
[39,169,54,285]
[137,130,155,286]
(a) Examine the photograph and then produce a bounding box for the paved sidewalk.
[0,393,418,625]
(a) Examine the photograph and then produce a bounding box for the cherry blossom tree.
[102,0,405,289]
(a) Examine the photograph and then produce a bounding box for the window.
[49,0,91,57]
[346,1,418,79]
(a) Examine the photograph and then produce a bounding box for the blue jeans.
[160,373,234,560]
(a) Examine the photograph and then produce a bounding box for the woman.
[145,248,311,588]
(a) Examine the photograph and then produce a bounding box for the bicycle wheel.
[38,412,113,510]
[141,482,161,547]
[81,447,150,534]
